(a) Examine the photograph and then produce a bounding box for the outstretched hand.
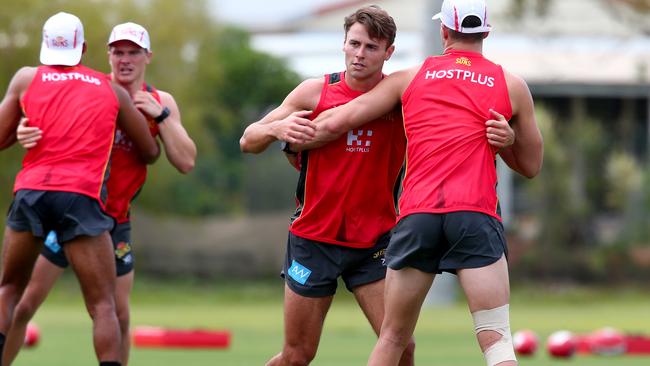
[486,109,514,149]
[271,110,316,144]
[16,117,42,149]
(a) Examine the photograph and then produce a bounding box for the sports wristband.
[280,141,297,156]
[154,106,170,124]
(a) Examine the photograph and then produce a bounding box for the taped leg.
[472,304,516,366]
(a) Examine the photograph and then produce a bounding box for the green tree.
[0,0,301,217]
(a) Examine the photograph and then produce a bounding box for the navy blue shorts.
[386,212,507,274]
[6,190,114,243]
[282,232,389,297]
[41,221,134,276]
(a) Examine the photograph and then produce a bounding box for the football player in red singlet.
[240,6,418,366]
[3,22,196,366]
[309,1,544,365]
[0,12,160,366]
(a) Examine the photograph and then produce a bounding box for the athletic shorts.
[386,212,507,274]
[6,190,114,243]
[281,232,389,297]
[41,221,134,276]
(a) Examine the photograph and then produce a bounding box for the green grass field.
[12,276,650,365]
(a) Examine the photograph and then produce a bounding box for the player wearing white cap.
[0,12,160,366]
[2,20,195,366]
[304,0,543,365]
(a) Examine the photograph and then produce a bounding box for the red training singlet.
[289,72,406,248]
[104,82,161,223]
[399,50,513,221]
[18,65,119,204]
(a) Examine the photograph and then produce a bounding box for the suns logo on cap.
[456,57,471,67]
[51,36,69,48]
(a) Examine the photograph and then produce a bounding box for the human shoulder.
[11,66,38,94]
[380,65,419,96]
[283,77,324,111]
[156,89,176,106]
[502,68,533,115]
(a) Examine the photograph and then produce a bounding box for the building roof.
[245,0,650,85]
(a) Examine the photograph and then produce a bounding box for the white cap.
[40,12,84,66]
[107,22,151,50]
[432,0,491,34]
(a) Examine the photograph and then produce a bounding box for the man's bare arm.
[113,83,160,164]
[239,78,322,154]
[499,71,543,178]
[293,67,415,151]
[153,91,196,174]
[0,67,36,150]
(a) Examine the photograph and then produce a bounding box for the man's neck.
[444,40,483,54]
[345,71,384,93]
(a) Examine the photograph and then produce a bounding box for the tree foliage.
[0,0,301,216]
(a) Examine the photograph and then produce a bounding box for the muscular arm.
[0,67,36,150]
[239,78,322,154]
[113,83,160,164]
[499,71,544,178]
[155,92,196,173]
[293,67,416,151]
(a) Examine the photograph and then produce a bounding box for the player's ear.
[384,44,395,61]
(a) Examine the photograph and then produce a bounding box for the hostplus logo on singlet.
[113,128,133,151]
[346,129,373,153]
[41,72,102,86]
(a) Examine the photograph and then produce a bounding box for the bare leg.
[458,255,516,366]
[64,233,121,363]
[3,256,64,365]
[115,271,134,366]
[353,279,415,366]
[265,284,333,366]
[368,268,434,366]
[0,228,41,338]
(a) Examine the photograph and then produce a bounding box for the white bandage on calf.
[472,304,517,366]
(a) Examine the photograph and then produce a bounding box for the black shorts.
[41,221,134,276]
[6,190,114,243]
[386,212,507,274]
[281,232,389,297]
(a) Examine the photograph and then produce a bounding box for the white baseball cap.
[40,12,85,66]
[432,0,492,34]
[108,22,151,50]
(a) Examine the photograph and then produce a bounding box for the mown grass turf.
[12,276,650,365]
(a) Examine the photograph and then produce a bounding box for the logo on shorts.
[373,248,386,266]
[115,241,132,260]
[288,260,312,285]
[44,231,61,253]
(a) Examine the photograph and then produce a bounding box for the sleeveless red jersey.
[399,50,513,221]
[104,82,161,223]
[18,65,118,204]
[289,72,406,248]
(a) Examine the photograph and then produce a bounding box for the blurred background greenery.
[0,0,647,299]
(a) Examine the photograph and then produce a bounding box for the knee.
[116,305,130,334]
[283,344,317,366]
[13,300,38,323]
[472,304,516,366]
[0,285,25,308]
[85,299,116,320]
[379,327,413,350]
